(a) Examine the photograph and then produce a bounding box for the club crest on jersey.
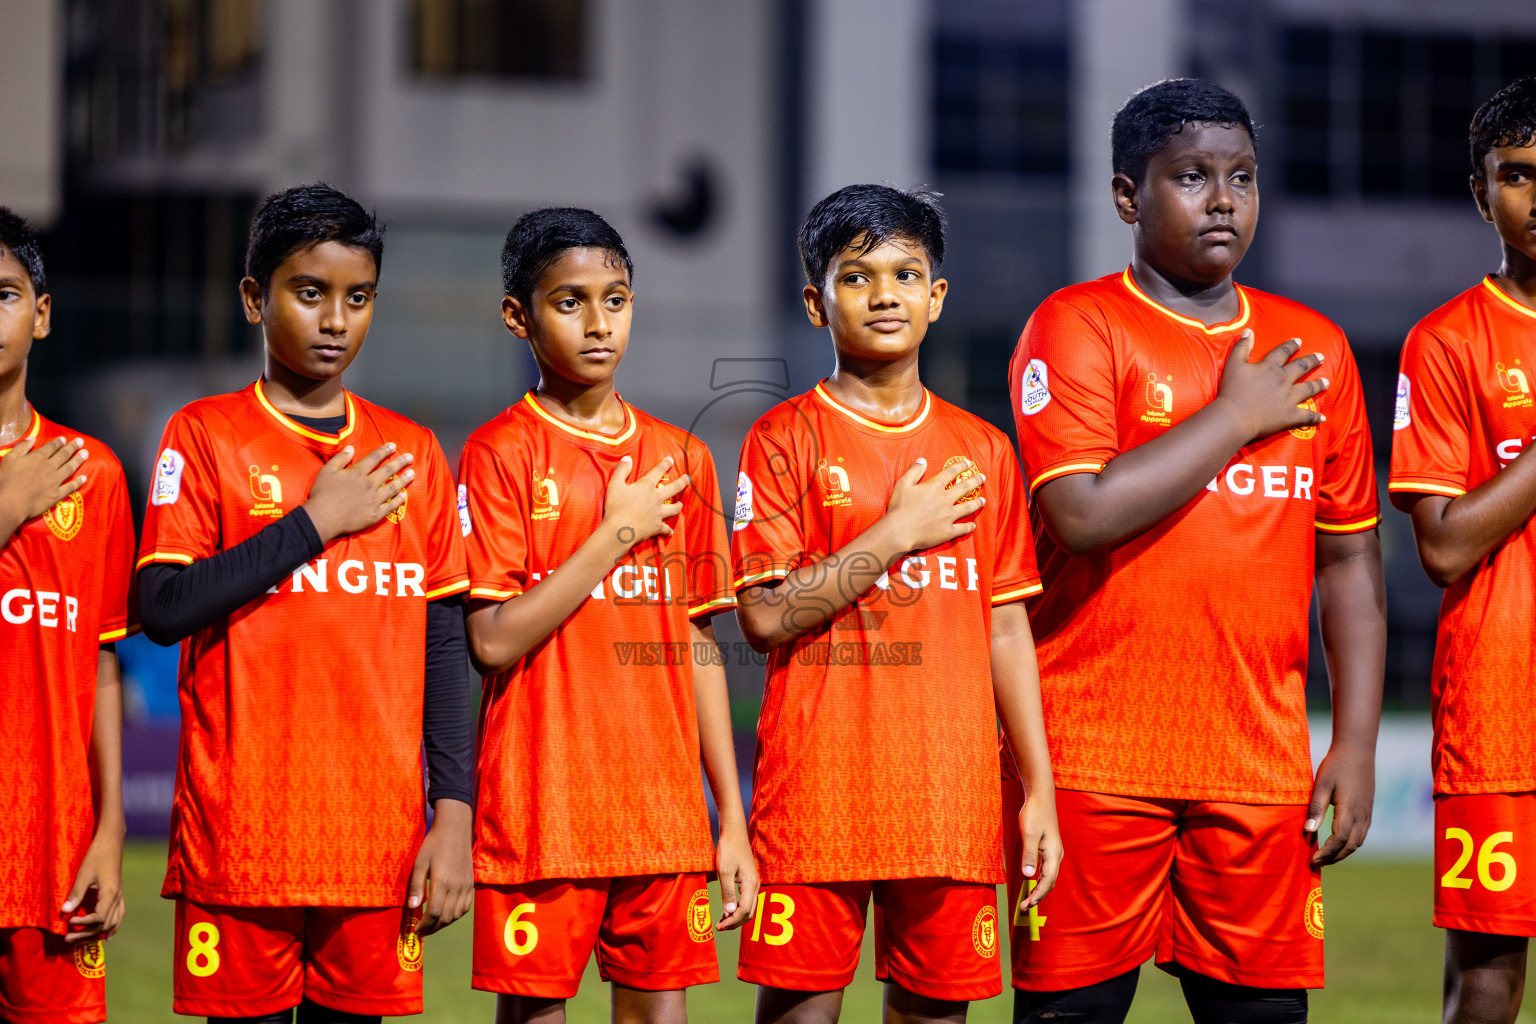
[1019,358,1051,416]
[1142,372,1174,426]
[248,464,285,519]
[1394,373,1412,431]
[687,889,713,943]
[1304,887,1324,939]
[818,458,852,507]
[74,939,105,978]
[152,448,184,505]
[1497,360,1533,409]
[972,905,999,958]
[532,469,561,521]
[397,917,424,971]
[943,456,983,503]
[458,484,472,536]
[387,487,409,525]
[733,471,754,532]
[45,491,85,541]
[1290,398,1319,440]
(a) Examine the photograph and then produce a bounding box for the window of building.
[412,0,586,80]
[932,32,1069,176]
[1278,25,1536,200]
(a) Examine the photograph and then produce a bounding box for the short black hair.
[501,207,633,305]
[1111,78,1258,184]
[798,184,946,288]
[1470,77,1536,179]
[244,183,385,292]
[0,206,46,295]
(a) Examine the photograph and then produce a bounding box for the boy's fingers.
[660,501,684,519]
[641,457,675,486]
[406,861,427,908]
[373,452,414,480]
[610,455,635,485]
[658,474,690,499]
[9,436,37,457]
[1225,330,1256,364]
[324,446,356,470]
[381,468,416,499]
[900,458,928,485]
[935,459,974,488]
[61,877,92,914]
[354,442,397,474]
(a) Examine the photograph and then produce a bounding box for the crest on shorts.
[74,938,106,978]
[1304,886,1324,939]
[45,491,85,541]
[688,888,713,943]
[1290,398,1319,440]
[972,904,999,958]
[397,916,424,971]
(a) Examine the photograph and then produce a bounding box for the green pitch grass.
[103,845,1511,1022]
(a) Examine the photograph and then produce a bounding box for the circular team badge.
[397,918,424,972]
[944,455,983,504]
[1290,399,1320,440]
[687,889,713,943]
[387,488,409,525]
[45,491,85,541]
[971,904,999,959]
[1304,887,1324,939]
[74,939,105,978]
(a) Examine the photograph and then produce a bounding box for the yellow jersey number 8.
[186,922,221,977]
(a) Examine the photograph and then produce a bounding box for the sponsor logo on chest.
[265,558,427,597]
[2,589,81,631]
[1497,359,1533,410]
[818,458,852,507]
[1142,372,1175,425]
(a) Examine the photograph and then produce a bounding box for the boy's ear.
[802,283,828,328]
[1470,172,1494,224]
[239,276,265,325]
[1112,173,1140,226]
[31,292,51,340]
[502,295,532,339]
[926,277,948,324]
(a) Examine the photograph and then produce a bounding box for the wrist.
[300,502,339,545]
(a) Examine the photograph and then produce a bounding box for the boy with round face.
[0,206,133,1024]
[136,184,474,1023]
[459,207,756,1023]
[731,184,1060,1024]
[1389,77,1536,1024]
[1007,79,1386,1023]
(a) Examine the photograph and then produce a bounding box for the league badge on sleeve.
[733,471,754,532]
[458,484,472,537]
[1393,373,1411,431]
[1019,359,1052,416]
[152,448,185,505]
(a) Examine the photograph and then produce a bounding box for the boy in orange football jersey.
[136,184,473,1023]
[459,207,757,1023]
[731,184,1060,1023]
[1390,78,1536,1024]
[1007,79,1385,1023]
[0,206,133,1024]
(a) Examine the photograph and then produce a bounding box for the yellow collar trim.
[813,383,932,433]
[1120,268,1251,334]
[1482,277,1536,322]
[524,392,637,445]
[0,407,42,457]
[253,380,357,445]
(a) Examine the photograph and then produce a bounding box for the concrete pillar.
[1070,0,1185,281]
[0,0,62,225]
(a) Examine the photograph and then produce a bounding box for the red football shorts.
[171,901,424,1018]
[0,927,106,1024]
[1004,785,1322,991]
[1434,792,1536,936]
[736,878,1002,1002]
[472,874,718,998]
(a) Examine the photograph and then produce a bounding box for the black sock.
[1014,967,1140,1023]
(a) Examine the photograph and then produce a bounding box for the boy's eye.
[842,273,867,286]
[1231,171,1253,186]
[348,292,370,305]
[1178,172,1204,186]
[0,288,17,301]
[896,270,921,283]
[557,298,579,311]
[301,288,321,300]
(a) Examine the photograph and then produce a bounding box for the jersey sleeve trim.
[1315,514,1382,534]
[425,578,471,601]
[991,582,1044,604]
[469,584,523,600]
[98,625,133,642]
[733,568,789,589]
[136,550,197,569]
[1029,461,1106,490]
[688,595,738,618]
[1387,480,1467,498]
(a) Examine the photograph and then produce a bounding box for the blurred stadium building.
[4,0,1536,844]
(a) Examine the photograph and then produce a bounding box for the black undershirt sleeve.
[422,598,474,807]
[136,508,325,646]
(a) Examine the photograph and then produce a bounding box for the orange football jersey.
[732,384,1041,884]
[1390,278,1536,795]
[0,409,136,931]
[1010,271,1379,804]
[137,381,468,906]
[461,393,733,884]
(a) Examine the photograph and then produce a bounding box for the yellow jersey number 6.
[1442,829,1517,892]
[749,892,795,946]
[186,922,221,977]
[504,903,539,956]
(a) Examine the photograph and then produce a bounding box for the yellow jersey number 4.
[1014,880,1046,941]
